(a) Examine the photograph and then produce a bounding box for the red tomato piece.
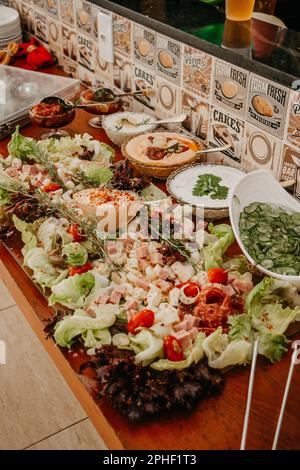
[207,267,228,285]
[69,263,93,276]
[41,183,61,193]
[68,223,85,242]
[127,309,155,335]
[163,336,184,362]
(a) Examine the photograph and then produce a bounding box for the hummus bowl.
[121,131,204,180]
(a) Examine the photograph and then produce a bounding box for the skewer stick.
[240,338,259,450]
[272,346,298,450]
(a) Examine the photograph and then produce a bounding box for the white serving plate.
[229,170,300,287]
[167,163,245,219]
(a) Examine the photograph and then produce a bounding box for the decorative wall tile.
[78,64,94,86]
[47,16,61,47]
[155,34,182,86]
[212,59,249,118]
[183,45,212,101]
[45,0,59,18]
[94,45,113,87]
[113,53,132,92]
[77,33,95,71]
[20,1,35,34]
[156,77,181,118]
[32,0,44,9]
[286,91,300,150]
[62,57,79,79]
[112,13,132,58]
[59,0,74,27]
[61,25,77,61]
[209,106,245,163]
[182,90,210,142]
[278,145,300,200]
[132,63,156,112]
[74,0,92,36]
[241,122,282,177]
[34,10,48,43]
[133,24,156,70]
[247,74,290,139]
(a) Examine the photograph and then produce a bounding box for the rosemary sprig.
[32,144,67,191]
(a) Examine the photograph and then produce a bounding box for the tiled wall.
[3,0,300,200]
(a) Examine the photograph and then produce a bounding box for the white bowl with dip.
[229,170,300,288]
[102,112,157,147]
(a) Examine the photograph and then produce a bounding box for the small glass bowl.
[79,88,122,128]
[29,102,75,139]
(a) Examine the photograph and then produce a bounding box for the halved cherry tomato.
[69,263,93,276]
[41,183,61,193]
[127,309,155,335]
[163,336,184,362]
[207,267,228,285]
[68,223,85,242]
[177,282,201,298]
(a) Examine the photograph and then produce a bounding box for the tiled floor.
[0,279,107,450]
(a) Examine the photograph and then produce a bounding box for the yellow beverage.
[226,0,255,21]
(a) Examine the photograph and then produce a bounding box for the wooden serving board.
[0,67,300,449]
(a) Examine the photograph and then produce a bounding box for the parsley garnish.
[192,173,229,200]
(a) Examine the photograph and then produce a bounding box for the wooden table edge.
[0,242,124,451]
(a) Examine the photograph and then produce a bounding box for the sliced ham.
[95,293,110,305]
[173,314,200,332]
[154,279,172,293]
[135,277,150,290]
[109,291,122,304]
[174,330,192,350]
[138,258,148,271]
[114,285,126,295]
[137,244,149,259]
[127,309,137,322]
[107,244,118,255]
[232,278,253,293]
[150,252,164,265]
[158,268,169,280]
[124,298,139,311]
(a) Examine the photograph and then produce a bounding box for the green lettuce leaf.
[93,142,115,163]
[49,272,95,309]
[37,217,72,253]
[54,305,117,349]
[204,223,235,270]
[0,187,11,207]
[246,277,300,335]
[228,314,253,342]
[82,164,113,186]
[24,247,68,289]
[141,183,168,202]
[258,333,289,363]
[62,242,88,266]
[151,332,206,371]
[129,330,163,366]
[8,126,36,161]
[13,215,37,253]
[203,327,251,369]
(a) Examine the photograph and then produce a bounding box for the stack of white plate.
[0,6,22,49]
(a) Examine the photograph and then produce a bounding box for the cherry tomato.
[127,309,155,335]
[207,267,228,285]
[163,336,184,362]
[68,223,85,242]
[69,263,93,276]
[177,282,200,298]
[41,183,61,193]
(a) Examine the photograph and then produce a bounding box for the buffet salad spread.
[0,128,300,422]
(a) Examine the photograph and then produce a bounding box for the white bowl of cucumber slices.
[229,170,300,287]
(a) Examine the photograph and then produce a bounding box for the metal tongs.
[240,340,299,450]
